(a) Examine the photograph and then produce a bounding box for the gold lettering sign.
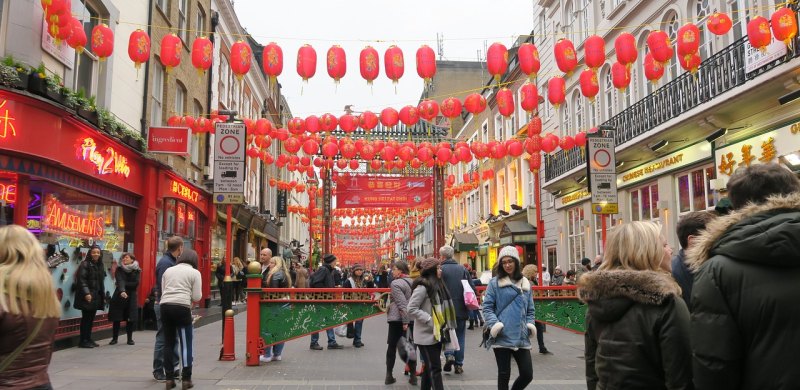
[561,189,590,205]
[171,180,200,203]
[623,154,685,182]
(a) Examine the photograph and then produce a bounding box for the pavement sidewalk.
[50,313,588,389]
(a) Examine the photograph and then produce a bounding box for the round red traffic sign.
[219,135,241,155]
[592,149,611,168]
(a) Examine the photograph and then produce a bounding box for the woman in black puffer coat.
[74,245,107,349]
[108,253,141,345]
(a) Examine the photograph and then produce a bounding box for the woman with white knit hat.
[482,245,535,390]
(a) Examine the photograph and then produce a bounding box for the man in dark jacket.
[309,254,343,350]
[671,211,716,308]
[687,163,800,390]
[438,245,475,374]
[152,236,183,381]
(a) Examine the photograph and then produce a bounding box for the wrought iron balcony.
[545,35,800,183]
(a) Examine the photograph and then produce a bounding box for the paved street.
[50,313,587,389]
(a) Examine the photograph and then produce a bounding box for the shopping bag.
[334,324,348,337]
[397,329,417,363]
[444,328,460,352]
[462,280,480,311]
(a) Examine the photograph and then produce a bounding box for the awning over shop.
[451,232,479,252]
[216,210,240,226]
[499,221,537,245]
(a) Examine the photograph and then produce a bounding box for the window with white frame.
[497,172,506,212]
[638,33,653,98]
[676,166,716,214]
[578,0,590,44]
[482,120,489,143]
[191,100,202,165]
[538,11,547,46]
[150,63,164,126]
[483,183,490,218]
[547,247,558,274]
[696,0,713,59]
[609,0,623,10]
[74,2,100,97]
[573,93,583,134]
[509,165,518,207]
[666,12,680,81]
[567,206,587,270]
[561,98,571,135]
[594,213,619,257]
[178,0,188,42]
[564,1,577,44]
[494,114,503,141]
[729,0,751,41]
[630,182,660,221]
[195,4,206,37]
[516,87,526,129]
[220,56,229,104]
[505,116,515,139]
[175,82,186,117]
[603,67,616,120]
[527,161,535,206]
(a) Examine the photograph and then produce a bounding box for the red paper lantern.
[644,53,665,83]
[358,111,378,131]
[517,42,540,79]
[541,135,557,153]
[399,105,419,126]
[302,139,319,155]
[297,44,317,81]
[747,17,772,52]
[380,107,399,127]
[436,146,452,163]
[360,144,376,160]
[398,146,415,162]
[370,159,382,170]
[584,35,606,69]
[381,146,397,161]
[529,153,541,171]
[579,69,600,102]
[574,131,587,147]
[456,146,472,163]
[320,113,338,132]
[441,97,462,119]
[496,88,515,118]
[348,160,359,170]
[326,45,346,82]
[127,29,150,70]
[160,33,182,72]
[288,117,305,135]
[284,137,302,154]
[322,141,338,158]
[525,135,541,154]
[416,146,432,162]
[359,45,380,85]
[66,17,87,53]
[273,128,289,141]
[416,45,436,83]
[230,40,253,81]
[339,114,358,133]
[262,42,283,82]
[677,23,700,64]
[507,139,523,157]
[90,24,114,61]
[384,45,404,84]
[647,30,673,64]
[560,136,576,150]
[191,36,213,75]
[487,42,508,81]
[490,142,507,159]
[611,62,631,91]
[336,159,348,170]
[418,99,439,121]
[707,13,732,36]
[679,52,701,74]
[528,116,542,137]
[464,93,487,114]
[615,32,637,68]
[554,39,578,74]
[519,83,538,113]
[304,115,320,133]
[247,147,259,159]
[772,7,798,46]
[548,76,566,108]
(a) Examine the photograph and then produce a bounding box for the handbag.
[479,279,521,349]
[346,322,356,339]
[333,324,348,337]
[397,328,417,363]
[462,280,480,311]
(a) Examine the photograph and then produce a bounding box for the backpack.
[309,267,329,288]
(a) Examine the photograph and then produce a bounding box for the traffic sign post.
[586,132,618,251]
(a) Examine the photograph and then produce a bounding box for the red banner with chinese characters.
[335,176,432,208]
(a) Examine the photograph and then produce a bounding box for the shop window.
[566,206,587,271]
[677,166,716,214]
[630,182,659,221]
[151,63,165,126]
[0,174,15,226]
[74,2,101,97]
[176,201,187,236]
[594,213,619,257]
[164,199,176,234]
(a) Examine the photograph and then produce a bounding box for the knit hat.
[351,263,364,272]
[498,246,520,262]
[419,257,440,273]
[323,254,337,264]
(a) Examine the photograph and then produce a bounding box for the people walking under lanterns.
[483,246,536,390]
[309,254,344,350]
[0,225,61,389]
[688,164,800,390]
[261,256,293,363]
[384,260,416,385]
[160,249,203,390]
[438,245,475,374]
[108,253,141,345]
[579,221,691,390]
[408,258,455,390]
[343,263,375,348]
[520,264,552,355]
[74,245,106,349]
[153,236,184,382]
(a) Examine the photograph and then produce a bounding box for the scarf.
[119,260,141,273]
[428,281,458,342]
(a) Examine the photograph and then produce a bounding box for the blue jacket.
[670,249,693,307]
[440,258,475,320]
[155,252,178,301]
[482,276,535,349]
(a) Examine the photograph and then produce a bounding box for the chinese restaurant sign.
[43,195,105,239]
[716,121,800,178]
[617,142,712,189]
[335,176,432,209]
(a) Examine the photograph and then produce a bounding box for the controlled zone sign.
[214,122,246,204]
[587,134,618,215]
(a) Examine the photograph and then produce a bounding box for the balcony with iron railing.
[544,34,800,183]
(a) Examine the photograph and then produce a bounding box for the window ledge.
[155,6,172,26]
[606,1,626,20]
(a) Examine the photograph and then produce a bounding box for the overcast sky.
[233,1,535,119]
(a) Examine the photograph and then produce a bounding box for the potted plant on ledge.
[2,56,29,90]
[27,63,48,97]
[73,89,99,126]
[44,74,69,106]
[0,63,20,88]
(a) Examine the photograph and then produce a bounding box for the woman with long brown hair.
[260,256,292,363]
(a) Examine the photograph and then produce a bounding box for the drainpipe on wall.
[204,11,219,173]
[139,0,155,137]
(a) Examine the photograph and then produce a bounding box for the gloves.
[527,323,537,339]
[490,322,504,338]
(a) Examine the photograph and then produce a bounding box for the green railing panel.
[260,301,384,346]
[534,299,586,333]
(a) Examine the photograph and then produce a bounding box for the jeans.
[310,328,336,346]
[535,321,546,351]
[443,319,467,366]
[353,320,363,343]
[79,309,96,343]
[493,348,533,390]
[418,343,444,390]
[161,304,194,381]
[153,303,180,374]
[264,343,285,358]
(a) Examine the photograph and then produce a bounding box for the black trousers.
[161,304,194,381]
[79,309,96,343]
[386,321,415,374]
[535,321,546,350]
[417,343,443,390]
[493,348,534,390]
[112,321,134,341]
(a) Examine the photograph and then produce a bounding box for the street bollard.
[220,309,236,361]
[245,261,262,366]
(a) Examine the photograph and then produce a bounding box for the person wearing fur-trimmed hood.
[482,245,535,390]
[579,221,691,390]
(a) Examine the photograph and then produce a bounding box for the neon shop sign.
[76,137,132,178]
[43,195,105,239]
[171,180,199,203]
[0,182,16,205]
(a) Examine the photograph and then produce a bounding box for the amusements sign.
[335,176,432,208]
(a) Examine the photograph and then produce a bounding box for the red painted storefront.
[0,89,215,339]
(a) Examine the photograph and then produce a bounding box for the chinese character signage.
[277,189,287,217]
[0,99,16,140]
[335,176,433,209]
[715,121,800,177]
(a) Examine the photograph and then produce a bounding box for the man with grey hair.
[438,245,475,374]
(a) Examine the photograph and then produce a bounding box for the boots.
[468,319,475,330]
[181,379,193,389]
[408,362,418,386]
[384,371,396,385]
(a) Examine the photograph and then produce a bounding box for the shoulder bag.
[479,279,521,349]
